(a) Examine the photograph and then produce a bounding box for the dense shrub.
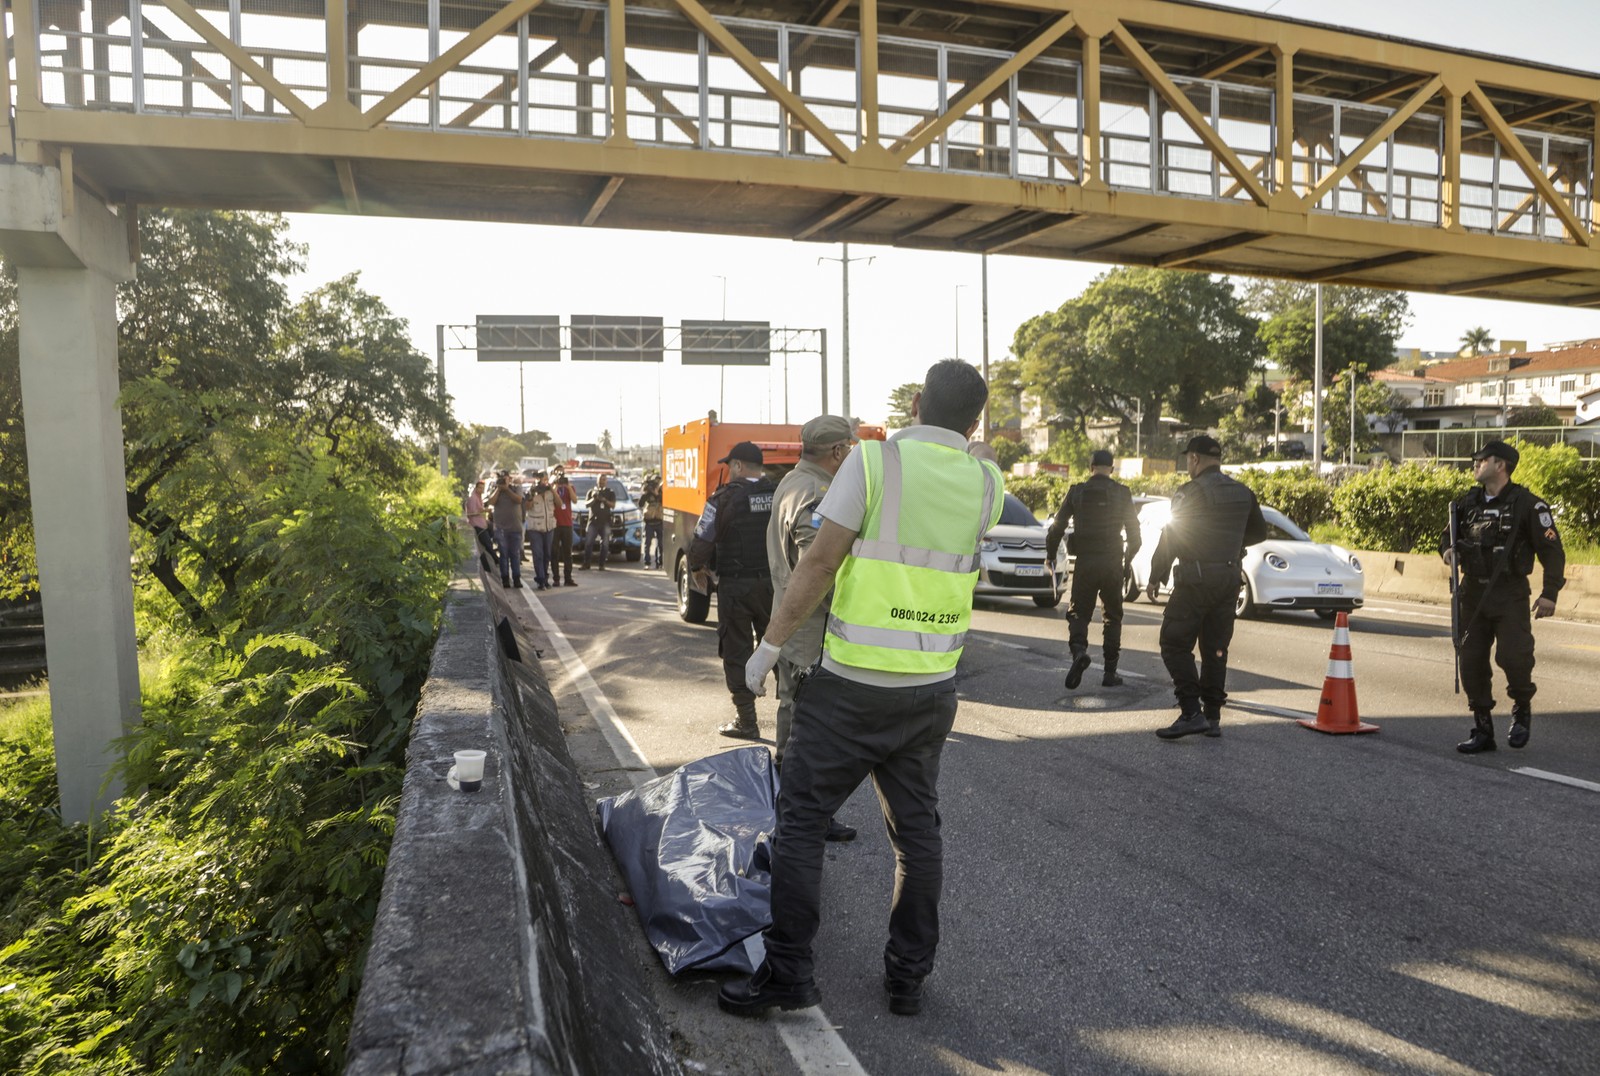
[1331,463,1473,553]
[0,463,461,1075]
[1507,439,1600,546]
[1006,473,1075,515]
[1124,471,1187,498]
[1232,466,1336,528]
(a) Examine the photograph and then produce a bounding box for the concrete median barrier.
[1355,550,1597,623]
[344,571,677,1075]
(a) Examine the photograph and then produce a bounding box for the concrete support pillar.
[0,163,137,823]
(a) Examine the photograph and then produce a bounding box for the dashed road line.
[1511,767,1600,794]
[520,588,869,1076]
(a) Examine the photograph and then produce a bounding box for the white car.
[975,493,1065,609]
[1126,499,1364,620]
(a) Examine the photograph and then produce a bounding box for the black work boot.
[884,974,925,1016]
[718,703,761,740]
[1064,647,1091,690]
[1456,710,1497,754]
[1157,704,1209,740]
[718,962,821,1017]
[1203,704,1222,738]
[1101,655,1123,688]
[1508,701,1532,749]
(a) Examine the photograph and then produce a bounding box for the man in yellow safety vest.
[719,359,1003,1020]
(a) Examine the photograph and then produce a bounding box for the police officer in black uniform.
[1439,440,1565,754]
[1148,435,1267,740]
[1047,449,1142,688]
[689,441,778,739]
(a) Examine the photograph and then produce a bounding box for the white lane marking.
[979,635,1031,651]
[520,588,869,1076]
[612,594,677,608]
[520,589,653,780]
[1228,701,1316,720]
[1511,768,1600,794]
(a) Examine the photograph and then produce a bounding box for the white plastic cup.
[453,750,487,793]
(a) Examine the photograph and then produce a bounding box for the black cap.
[1090,449,1114,467]
[1182,435,1223,458]
[1472,440,1519,471]
[718,441,764,466]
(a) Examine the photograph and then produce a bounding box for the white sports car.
[1126,498,1364,620]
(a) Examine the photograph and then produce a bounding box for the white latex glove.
[745,639,782,698]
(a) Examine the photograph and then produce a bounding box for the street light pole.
[712,274,728,418]
[817,244,873,418]
[954,284,968,361]
[1312,283,1325,473]
[981,254,991,440]
[436,324,449,477]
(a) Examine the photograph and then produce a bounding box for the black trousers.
[1458,578,1536,713]
[766,667,958,984]
[1158,576,1240,710]
[716,578,772,709]
[1067,553,1125,659]
[552,525,574,582]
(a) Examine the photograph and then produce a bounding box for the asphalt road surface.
[511,562,1600,1076]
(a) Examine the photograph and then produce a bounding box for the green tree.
[1014,268,1261,446]
[1506,403,1560,428]
[886,382,920,428]
[990,437,1030,471]
[1460,326,1495,356]
[1319,365,1398,461]
[598,429,614,454]
[1246,281,1409,381]
[985,358,1025,432]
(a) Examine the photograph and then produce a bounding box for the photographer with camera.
[487,470,526,589]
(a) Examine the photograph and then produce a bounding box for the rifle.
[1447,500,1462,694]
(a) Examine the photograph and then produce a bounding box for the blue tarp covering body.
[597,746,776,975]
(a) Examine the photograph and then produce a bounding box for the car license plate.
[1014,565,1045,578]
[1316,582,1343,595]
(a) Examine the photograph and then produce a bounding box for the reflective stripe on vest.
[824,439,1001,675]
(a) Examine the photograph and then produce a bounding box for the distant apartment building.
[1377,339,1600,429]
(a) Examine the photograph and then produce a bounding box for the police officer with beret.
[689,441,778,739]
[1047,449,1141,689]
[1439,440,1565,754]
[1147,435,1267,740]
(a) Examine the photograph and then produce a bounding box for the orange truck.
[661,415,884,623]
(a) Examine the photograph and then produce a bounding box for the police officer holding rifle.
[1439,440,1565,754]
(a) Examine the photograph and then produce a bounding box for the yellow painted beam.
[670,0,852,162]
[606,0,634,146]
[1273,46,1294,195]
[326,0,350,109]
[1109,20,1271,206]
[1193,44,1266,81]
[583,176,624,224]
[160,0,314,123]
[0,21,12,148]
[9,0,41,114]
[1080,28,1104,189]
[1016,99,1079,181]
[1466,83,1590,246]
[364,0,547,129]
[1305,76,1441,207]
[1442,89,1462,231]
[890,13,1077,166]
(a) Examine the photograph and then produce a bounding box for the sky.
[282,0,1600,448]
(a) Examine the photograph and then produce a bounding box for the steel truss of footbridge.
[7,0,1600,305]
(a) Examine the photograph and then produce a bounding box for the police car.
[1125,499,1364,619]
[568,474,644,562]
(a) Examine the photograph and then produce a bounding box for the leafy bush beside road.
[1331,464,1474,553]
[1506,440,1600,546]
[1232,466,1336,529]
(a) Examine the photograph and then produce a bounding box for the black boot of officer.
[1157,701,1209,740]
[1101,654,1122,688]
[1457,709,1496,754]
[1508,701,1532,749]
[1065,645,1091,690]
[1203,702,1222,738]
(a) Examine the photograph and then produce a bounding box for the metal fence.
[1396,425,1600,463]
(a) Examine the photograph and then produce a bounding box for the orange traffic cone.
[1298,612,1379,735]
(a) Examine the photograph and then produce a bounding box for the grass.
[0,688,53,749]
[1304,521,1600,565]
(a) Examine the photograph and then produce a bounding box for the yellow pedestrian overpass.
[7,0,1600,303]
[3,0,1599,822]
